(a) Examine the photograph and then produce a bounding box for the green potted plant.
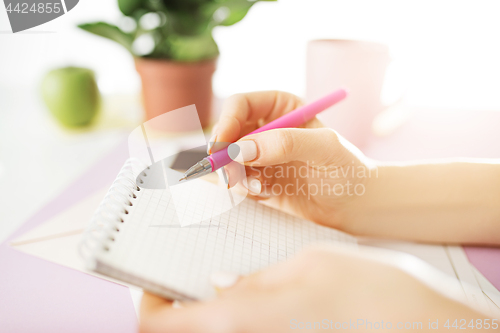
[79,0,275,131]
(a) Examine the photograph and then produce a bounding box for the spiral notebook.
[80,159,356,301]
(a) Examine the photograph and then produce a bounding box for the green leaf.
[118,0,144,16]
[168,33,219,61]
[161,0,210,12]
[78,22,135,54]
[169,11,212,36]
[78,0,276,60]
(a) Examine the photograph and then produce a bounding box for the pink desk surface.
[1,109,499,332]
[363,109,500,290]
[0,138,138,333]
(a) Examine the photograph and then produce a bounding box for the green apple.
[41,67,100,128]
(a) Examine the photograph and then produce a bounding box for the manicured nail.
[172,300,183,308]
[216,168,226,187]
[228,140,257,163]
[211,123,219,135]
[219,167,230,189]
[207,134,217,155]
[210,271,239,290]
[243,176,262,195]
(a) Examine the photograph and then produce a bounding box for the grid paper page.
[165,166,246,227]
[93,181,356,300]
[139,159,248,226]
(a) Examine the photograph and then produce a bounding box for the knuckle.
[319,128,342,162]
[276,129,296,162]
[225,92,245,104]
[276,90,304,108]
[232,273,261,291]
[221,93,246,117]
[321,128,340,145]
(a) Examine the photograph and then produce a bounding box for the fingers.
[139,253,315,333]
[235,167,280,198]
[140,293,176,333]
[224,163,274,197]
[231,261,302,292]
[242,176,262,196]
[211,271,241,291]
[211,91,303,153]
[140,303,226,333]
[222,162,247,188]
[140,293,233,333]
[229,127,343,166]
[140,292,173,315]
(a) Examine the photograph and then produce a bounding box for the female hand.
[140,245,483,333]
[210,91,377,230]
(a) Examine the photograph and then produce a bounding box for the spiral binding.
[79,158,149,262]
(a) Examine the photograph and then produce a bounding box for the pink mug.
[306,39,391,148]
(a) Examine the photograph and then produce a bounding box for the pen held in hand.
[179,88,348,182]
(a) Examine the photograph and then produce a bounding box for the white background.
[1,0,500,109]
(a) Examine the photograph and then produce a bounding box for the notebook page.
[92,180,356,300]
[164,165,246,227]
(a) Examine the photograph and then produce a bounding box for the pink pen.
[179,89,347,181]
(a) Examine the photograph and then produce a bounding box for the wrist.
[333,160,384,233]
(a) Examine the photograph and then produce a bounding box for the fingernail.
[219,167,230,189]
[207,134,217,155]
[243,176,262,195]
[211,123,219,135]
[228,140,257,163]
[216,168,226,187]
[211,271,239,290]
[172,300,183,308]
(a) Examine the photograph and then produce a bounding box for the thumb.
[228,128,342,166]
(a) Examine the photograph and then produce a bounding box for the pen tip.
[179,177,186,182]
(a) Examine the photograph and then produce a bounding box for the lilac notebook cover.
[0,138,138,333]
[464,247,500,291]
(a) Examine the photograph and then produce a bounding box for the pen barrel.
[248,88,347,135]
[208,89,347,172]
[208,150,232,171]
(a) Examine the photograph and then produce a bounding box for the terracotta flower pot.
[135,58,216,132]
